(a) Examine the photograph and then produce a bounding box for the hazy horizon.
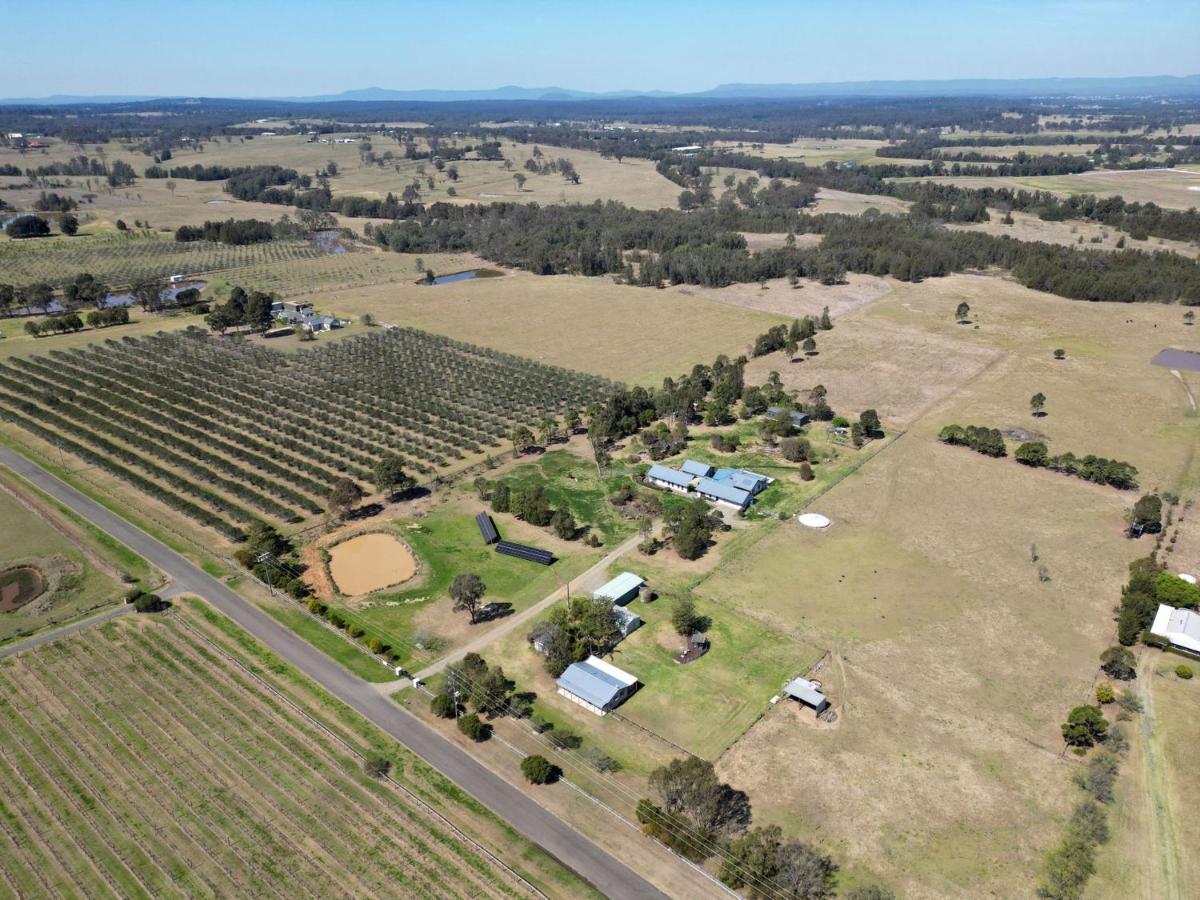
[5,0,1197,99]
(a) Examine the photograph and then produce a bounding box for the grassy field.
[0,478,127,644]
[325,496,602,668]
[0,602,596,898]
[710,138,926,167]
[324,266,787,385]
[894,167,1200,209]
[690,273,1200,895]
[945,208,1200,258]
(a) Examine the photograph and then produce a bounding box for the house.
[301,314,342,333]
[556,656,639,715]
[680,459,715,478]
[592,572,645,606]
[646,464,693,494]
[783,676,829,714]
[1150,603,1200,655]
[695,476,751,511]
[612,605,642,638]
[767,406,810,427]
[271,300,315,323]
[716,468,772,495]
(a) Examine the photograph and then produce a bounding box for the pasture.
[898,166,1200,209]
[692,273,1200,894]
[325,267,787,384]
[0,604,591,899]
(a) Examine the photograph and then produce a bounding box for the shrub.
[546,728,582,750]
[1176,664,1194,680]
[1100,646,1137,681]
[132,592,165,613]
[362,756,391,778]
[520,754,558,784]
[367,637,385,655]
[347,624,365,639]
[1095,682,1115,704]
[457,713,489,742]
[1062,705,1108,747]
[430,692,459,719]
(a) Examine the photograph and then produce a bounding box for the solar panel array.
[475,511,499,544]
[495,540,555,566]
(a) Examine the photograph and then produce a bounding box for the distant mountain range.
[3,74,1199,105]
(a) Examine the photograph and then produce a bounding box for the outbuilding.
[783,676,829,714]
[767,406,810,427]
[592,571,645,606]
[1150,603,1200,655]
[556,656,639,715]
[612,605,642,638]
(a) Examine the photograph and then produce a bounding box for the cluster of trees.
[204,285,275,334]
[223,165,309,201]
[5,214,51,238]
[521,152,580,183]
[1013,441,1139,489]
[485,478,578,540]
[750,313,830,358]
[432,651,518,729]
[1114,552,1200,645]
[175,218,276,245]
[937,424,1007,457]
[32,191,78,212]
[125,587,167,613]
[665,498,718,559]
[145,163,273,181]
[23,306,128,336]
[527,597,622,676]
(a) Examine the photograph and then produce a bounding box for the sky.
[3,0,1197,98]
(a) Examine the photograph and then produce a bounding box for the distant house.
[1150,603,1200,655]
[646,464,693,494]
[767,406,810,427]
[718,468,771,496]
[695,476,751,511]
[300,314,342,333]
[271,300,314,323]
[556,656,639,715]
[783,676,829,714]
[680,459,715,478]
[612,605,642,638]
[592,572,645,606]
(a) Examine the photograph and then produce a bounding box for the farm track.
[0,618,534,900]
[0,443,669,900]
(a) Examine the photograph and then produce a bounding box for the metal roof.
[680,459,715,477]
[593,571,645,602]
[1151,603,1200,653]
[646,465,693,488]
[696,477,751,507]
[784,677,828,708]
[768,406,810,424]
[557,656,637,709]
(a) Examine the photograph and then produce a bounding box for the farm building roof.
[593,571,645,603]
[1151,603,1200,653]
[716,469,771,493]
[612,605,642,636]
[696,477,751,507]
[1151,348,1200,372]
[680,459,715,478]
[646,464,693,488]
[784,677,828,709]
[557,656,637,709]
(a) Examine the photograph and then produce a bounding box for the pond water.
[422,270,479,286]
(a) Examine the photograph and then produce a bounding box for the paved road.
[414,531,645,680]
[0,446,669,900]
[0,603,132,659]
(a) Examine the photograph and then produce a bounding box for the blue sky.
[4,0,1197,97]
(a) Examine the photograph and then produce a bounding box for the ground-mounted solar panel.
[495,540,555,566]
[475,511,499,544]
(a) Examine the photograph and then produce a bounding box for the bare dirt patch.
[0,566,46,612]
[328,532,418,596]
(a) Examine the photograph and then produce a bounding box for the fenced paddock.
[0,611,548,899]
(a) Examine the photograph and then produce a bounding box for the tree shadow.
[476,601,514,623]
[346,502,385,521]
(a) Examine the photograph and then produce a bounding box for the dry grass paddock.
[897,167,1200,210]
[945,209,1200,258]
[323,266,787,385]
[694,273,1200,894]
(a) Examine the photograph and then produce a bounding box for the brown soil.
[328,532,418,596]
[0,566,46,613]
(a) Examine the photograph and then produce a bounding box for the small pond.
[422,270,479,286]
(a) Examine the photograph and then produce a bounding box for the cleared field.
[325,267,788,385]
[896,167,1200,209]
[0,605,591,898]
[0,327,612,540]
[810,187,912,216]
[668,271,893,324]
[945,208,1200,258]
[0,480,125,644]
[695,273,1200,894]
[711,138,926,167]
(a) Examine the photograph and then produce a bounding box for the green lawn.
[487,449,640,544]
[332,502,601,667]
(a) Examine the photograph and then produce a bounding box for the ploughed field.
[0,610,535,899]
[0,327,613,540]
